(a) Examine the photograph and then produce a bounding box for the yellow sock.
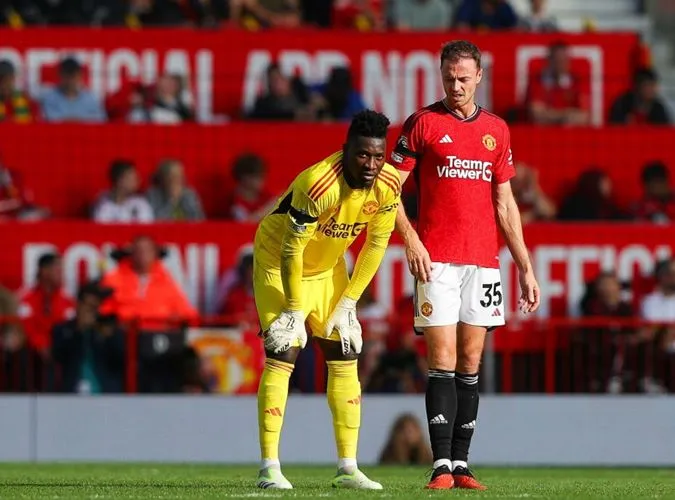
[327,360,361,460]
[258,358,294,460]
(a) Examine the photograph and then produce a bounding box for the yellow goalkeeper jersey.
[253,151,401,309]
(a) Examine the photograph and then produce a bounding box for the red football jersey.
[391,101,515,268]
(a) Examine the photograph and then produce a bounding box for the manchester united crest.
[420,301,433,317]
[482,134,497,152]
[362,200,379,215]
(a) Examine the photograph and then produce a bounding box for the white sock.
[338,458,358,473]
[433,458,452,470]
[452,460,468,471]
[261,458,281,470]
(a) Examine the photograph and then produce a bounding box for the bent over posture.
[253,110,400,489]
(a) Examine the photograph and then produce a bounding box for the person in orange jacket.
[100,235,198,331]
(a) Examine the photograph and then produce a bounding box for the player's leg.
[414,263,462,490]
[452,265,505,491]
[253,262,304,489]
[309,266,382,490]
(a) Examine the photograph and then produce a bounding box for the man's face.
[0,74,14,95]
[76,293,100,323]
[549,47,570,75]
[131,238,157,273]
[645,178,670,199]
[60,70,82,92]
[345,136,386,189]
[39,259,63,288]
[659,261,675,292]
[637,80,657,102]
[117,169,139,195]
[441,57,482,110]
[268,70,290,97]
[596,275,621,305]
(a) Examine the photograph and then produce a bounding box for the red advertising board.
[1,222,671,320]
[0,29,638,124]
[0,124,672,218]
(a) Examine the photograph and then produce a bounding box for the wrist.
[401,227,419,246]
[339,296,358,309]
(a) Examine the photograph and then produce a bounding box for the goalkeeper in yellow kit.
[253,110,400,490]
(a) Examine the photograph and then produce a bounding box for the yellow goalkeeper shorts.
[253,259,348,343]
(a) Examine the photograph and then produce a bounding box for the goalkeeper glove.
[324,297,362,355]
[265,309,307,354]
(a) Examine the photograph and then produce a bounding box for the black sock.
[425,369,456,462]
[452,372,479,463]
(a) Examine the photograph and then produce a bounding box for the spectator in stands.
[40,56,106,123]
[379,413,432,465]
[188,0,242,27]
[310,67,366,121]
[218,251,258,328]
[518,0,557,32]
[300,0,331,27]
[511,162,556,224]
[247,63,307,121]
[0,155,48,220]
[391,0,452,31]
[638,259,675,393]
[240,0,302,29]
[558,168,625,221]
[92,159,154,223]
[455,0,518,31]
[578,271,635,394]
[525,42,590,126]
[18,253,75,356]
[331,0,384,30]
[0,60,39,123]
[609,68,671,125]
[224,153,275,222]
[51,282,125,394]
[100,235,198,329]
[146,159,204,221]
[630,161,675,223]
[0,283,20,351]
[129,74,194,125]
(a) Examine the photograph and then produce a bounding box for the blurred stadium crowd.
[1,0,675,396]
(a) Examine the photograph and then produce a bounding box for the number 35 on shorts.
[413,264,506,328]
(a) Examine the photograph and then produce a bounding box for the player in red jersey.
[391,40,540,490]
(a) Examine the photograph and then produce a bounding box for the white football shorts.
[414,263,505,329]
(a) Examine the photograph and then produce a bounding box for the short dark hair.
[232,153,266,181]
[346,109,390,142]
[59,56,82,75]
[440,40,481,69]
[641,161,669,184]
[0,59,15,78]
[634,67,658,86]
[38,252,59,270]
[548,41,568,57]
[109,159,136,185]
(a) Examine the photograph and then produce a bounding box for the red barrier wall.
[2,222,672,319]
[0,124,672,217]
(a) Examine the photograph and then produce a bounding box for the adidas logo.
[460,420,476,430]
[492,309,501,317]
[429,414,448,425]
[439,134,453,144]
[265,407,282,416]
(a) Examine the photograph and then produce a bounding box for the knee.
[456,349,482,374]
[427,346,456,371]
[265,346,300,365]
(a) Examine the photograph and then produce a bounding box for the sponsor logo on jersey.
[318,217,367,239]
[362,200,380,215]
[482,134,496,151]
[391,151,404,164]
[420,301,433,317]
[437,155,493,182]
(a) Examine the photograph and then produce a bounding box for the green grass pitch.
[0,464,673,499]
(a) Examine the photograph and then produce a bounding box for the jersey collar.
[440,99,481,123]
